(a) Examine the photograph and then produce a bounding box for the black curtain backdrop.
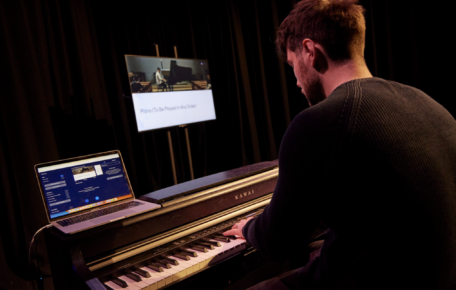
[0,0,454,289]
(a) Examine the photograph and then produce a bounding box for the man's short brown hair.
[276,0,366,62]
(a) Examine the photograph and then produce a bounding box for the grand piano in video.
[167,61,192,91]
[43,160,299,290]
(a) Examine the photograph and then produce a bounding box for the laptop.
[34,150,161,234]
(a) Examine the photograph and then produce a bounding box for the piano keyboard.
[95,199,270,290]
[104,237,246,289]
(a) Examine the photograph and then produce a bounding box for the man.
[224,0,456,289]
[155,67,168,91]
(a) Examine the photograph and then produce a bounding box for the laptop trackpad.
[89,210,136,224]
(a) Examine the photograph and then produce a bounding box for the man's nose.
[297,81,301,88]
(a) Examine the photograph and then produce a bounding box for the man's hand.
[222,217,253,239]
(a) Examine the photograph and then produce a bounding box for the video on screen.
[125,55,211,94]
[72,165,104,181]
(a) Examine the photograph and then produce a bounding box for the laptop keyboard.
[57,201,142,227]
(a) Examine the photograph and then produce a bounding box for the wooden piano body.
[44,160,284,290]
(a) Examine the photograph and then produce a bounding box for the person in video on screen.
[224,0,456,289]
[130,78,143,93]
[155,67,168,91]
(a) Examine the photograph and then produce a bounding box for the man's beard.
[299,60,326,106]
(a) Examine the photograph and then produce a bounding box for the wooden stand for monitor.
[155,44,195,185]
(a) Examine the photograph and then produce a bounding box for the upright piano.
[44,160,292,290]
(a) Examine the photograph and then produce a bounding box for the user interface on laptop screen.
[37,153,132,219]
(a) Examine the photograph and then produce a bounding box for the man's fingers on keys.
[223,229,241,237]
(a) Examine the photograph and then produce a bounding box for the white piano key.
[169,255,198,274]
[105,281,124,290]
[170,263,188,281]
[168,252,208,278]
[183,256,203,272]
[136,278,156,290]
[118,275,145,290]
[137,268,162,290]
[147,267,173,287]
[199,255,217,268]
[186,240,232,272]
[196,248,219,267]
[182,255,201,273]
[189,256,204,272]
[156,262,187,282]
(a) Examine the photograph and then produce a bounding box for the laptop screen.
[36,152,133,220]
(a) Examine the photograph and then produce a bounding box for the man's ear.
[302,39,328,73]
[302,39,315,62]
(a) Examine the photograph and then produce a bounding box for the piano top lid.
[139,160,278,204]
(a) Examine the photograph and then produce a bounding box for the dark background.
[0,0,453,289]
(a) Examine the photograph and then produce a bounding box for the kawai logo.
[235,189,255,200]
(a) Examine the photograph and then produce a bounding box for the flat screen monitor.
[125,55,216,132]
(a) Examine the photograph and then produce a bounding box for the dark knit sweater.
[243,78,456,289]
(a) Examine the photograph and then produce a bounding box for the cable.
[28,224,53,290]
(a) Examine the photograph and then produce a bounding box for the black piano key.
[180,249,198,257]
[125,272,142,282]
[197,242,215,249]
[155,260,172,269]
[172,253,190,260]
[160,256,179,265]
[214,234,230,239]
[202,240,221,247]
[212,236,231,243]
[134,268,151,278]
[112,277,128,288]
[191,245,208,252]
[146,262,164,272]
[220,234,237,240]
